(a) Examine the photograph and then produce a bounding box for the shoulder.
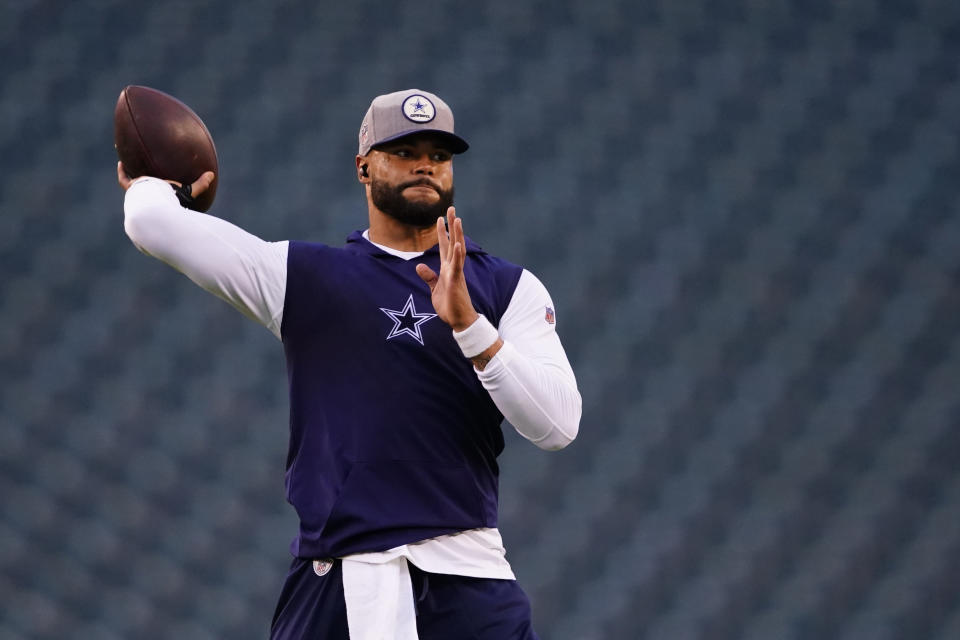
[288,240,338,255]
[505,269,556,318]
[286,240,359,266]
[466,249,523,287]
[458,248,523,325]
[466,248,523,289]
[514,269,552,299]
[285,241,366,296]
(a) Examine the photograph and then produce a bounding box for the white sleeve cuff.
[452,314,500,358]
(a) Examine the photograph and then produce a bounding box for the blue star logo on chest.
[379,294,437,346]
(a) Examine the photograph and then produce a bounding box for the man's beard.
[371,178,455,229]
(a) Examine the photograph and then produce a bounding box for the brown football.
[114,85,219,212]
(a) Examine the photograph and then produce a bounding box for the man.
[119,89,581,639]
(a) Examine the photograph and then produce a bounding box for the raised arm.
[119,164,288,338]
[416,208,582,450]
[470,270,581,451]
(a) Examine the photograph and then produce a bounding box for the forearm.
[478,340,581,450]
[454,313,581,451]
[123,177,288,337]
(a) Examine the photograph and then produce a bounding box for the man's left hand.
[415,207,479,332]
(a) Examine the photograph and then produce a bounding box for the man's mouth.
[400,179,440,193]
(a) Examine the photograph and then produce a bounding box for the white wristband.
[453,314,500,358]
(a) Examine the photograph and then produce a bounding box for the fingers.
[117,161,132,190]
[436,207,465,271]
[439,207,463,262]
[116,163,216,196]
[447,206,458,248]
[449,208,465,269]
[415,263,438,289]
[436,214,448,259]
[456,217,465,264]
[191,171,216,196]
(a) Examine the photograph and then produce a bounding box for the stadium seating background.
[2,0,959,638]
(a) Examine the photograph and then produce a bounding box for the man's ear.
[356,155,370,183]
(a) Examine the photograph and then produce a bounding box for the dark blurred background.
[2,0,959,638]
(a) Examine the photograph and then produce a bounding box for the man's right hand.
[117,161,216,196]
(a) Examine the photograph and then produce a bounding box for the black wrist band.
[173,182,194,208]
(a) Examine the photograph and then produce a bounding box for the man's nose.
[413,156,435,175]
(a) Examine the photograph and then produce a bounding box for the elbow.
[123,196,175,251]
[539,429,576,452]
[123,199,157,245]
[535,389,582,452]
[122,178,178,247]
[546,419,580,452]
[123,209,143,245]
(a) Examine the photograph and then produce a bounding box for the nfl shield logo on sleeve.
[544,306,556,324]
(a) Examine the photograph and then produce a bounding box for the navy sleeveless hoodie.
[280,230,523,558]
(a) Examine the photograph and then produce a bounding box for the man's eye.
[432,152,451,162]
[394,149,411,157]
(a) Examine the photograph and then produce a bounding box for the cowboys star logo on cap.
[358,89,469,155]
[402,94,436,123]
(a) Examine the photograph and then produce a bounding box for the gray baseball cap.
[358,89,469,156]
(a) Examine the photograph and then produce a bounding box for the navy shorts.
[270,557,540,639]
